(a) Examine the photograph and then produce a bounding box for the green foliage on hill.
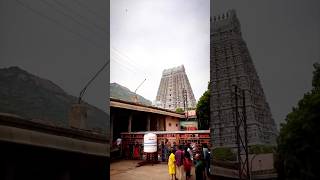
[110,83,152,106]
[275,63,320,179]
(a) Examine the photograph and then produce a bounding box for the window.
[176,124,178,127]
[169,123,172,127]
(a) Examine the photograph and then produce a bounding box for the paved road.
[111,160,199,180]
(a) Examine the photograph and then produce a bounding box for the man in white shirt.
[187,143,193,161]
[116,138,122,146]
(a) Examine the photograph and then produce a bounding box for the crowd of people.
[164,140,211,180]
[123,141,144,160]
[114,137,212,180]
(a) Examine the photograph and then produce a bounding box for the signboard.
[180,121,198,131]
[185,110,196,117]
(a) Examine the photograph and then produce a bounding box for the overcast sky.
[212,0,320,127]
[1,0,319,128]
[110,0,210,102]
[0,0,109,113]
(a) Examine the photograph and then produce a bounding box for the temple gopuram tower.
[210,10,277,148]
[156,65,196,110]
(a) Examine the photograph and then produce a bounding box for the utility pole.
[185,89,188,120]
[233,84,250,180]
[183,88,186,117]
[176,96,179,110]
[183,89,188,121]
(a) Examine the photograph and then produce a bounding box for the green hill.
[110,83,152,106]
[0,66,108,135]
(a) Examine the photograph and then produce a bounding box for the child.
[183,152,192,180]
[168,149,177,180]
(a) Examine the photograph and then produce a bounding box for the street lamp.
[78,61,109,104]
[133,78,146,103]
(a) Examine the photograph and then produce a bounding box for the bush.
[175,108,184,113]
[212,147,237,161]
[249,144,275,154]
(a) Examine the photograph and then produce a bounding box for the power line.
[111,52,141,74]
[111,47,145,70]
[110,54,141,75]
[41,0,106,37]
[52,0,106,32]
[15,0,105,49]
[70,0,106,21]
[111,47,149,76]
[110,59,134,75]
[15,0,110,106]
[111,47,145,71]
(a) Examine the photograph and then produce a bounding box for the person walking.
[183,152,193,180]
[184,146,190,159]
[116,137,122,158]
[124,144,130,159]
[133,142,140,160]
[173,142,177,152]
[194,154,206,180]
[165,139,171,162]
[202,144,211,177]
[129,143,134,159]
[175,145,185,180]
[161,141,166,162]
[187,143,193,161]
[168,149,177,180]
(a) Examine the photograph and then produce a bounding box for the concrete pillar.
[110,112,114,141]
[147,114,151,131]
[69,104,87,130]
[156,117,159,130]
[128,113,132,132]
[160,117,165,131]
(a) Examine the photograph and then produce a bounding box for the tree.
[312,63,320,92]
[196,83,210,130]
[175,107,184,113]
[275,63,320,179]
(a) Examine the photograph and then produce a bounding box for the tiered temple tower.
[156,65,196,110]
[210,10,277,148]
